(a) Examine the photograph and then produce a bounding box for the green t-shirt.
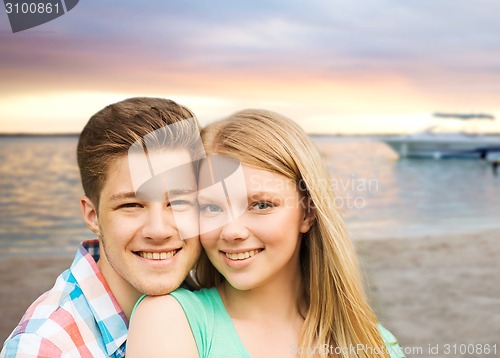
[134,287,405,357]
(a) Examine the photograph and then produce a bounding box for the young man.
[1,97,203,357]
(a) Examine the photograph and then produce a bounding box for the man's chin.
[141,283,182,296]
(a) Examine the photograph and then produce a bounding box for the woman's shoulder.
[132,287,220,323]
[377,324,405,358]
[170,287,220,310]
[127,292,198,357]
[131,292,180,319]
[168,287,224,329]
[377,323,398,345]
[171,286,218,299]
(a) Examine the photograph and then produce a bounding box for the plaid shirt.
[1,240,128,357]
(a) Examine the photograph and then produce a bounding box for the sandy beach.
[1,229,499,357]
[356,229,500,357]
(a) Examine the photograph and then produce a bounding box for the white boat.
[486,151,500,163]
[383,113,500,159]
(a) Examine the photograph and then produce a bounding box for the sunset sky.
[1,0,500,134]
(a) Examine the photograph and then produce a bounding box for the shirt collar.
[70,240,129,356]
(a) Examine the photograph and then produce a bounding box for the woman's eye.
[250,202,273,211]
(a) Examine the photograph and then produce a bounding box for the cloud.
[2,0,500,132]
[4,0,500,80]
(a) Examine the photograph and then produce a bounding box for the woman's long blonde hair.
[197,109,389,357]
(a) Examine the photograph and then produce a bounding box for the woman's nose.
[219,215,250,242]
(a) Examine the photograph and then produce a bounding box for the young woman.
[127,109,404,358]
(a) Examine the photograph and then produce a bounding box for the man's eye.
[170,200,192,206]
[118,203,143,209]
[200,204,223,216]
[169,200,194,212]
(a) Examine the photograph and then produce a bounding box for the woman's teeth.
[225,249,261,261]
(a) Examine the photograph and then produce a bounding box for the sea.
[1,135,499,257]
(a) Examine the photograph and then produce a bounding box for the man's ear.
[80,195,100,236]
[299,200,316,234]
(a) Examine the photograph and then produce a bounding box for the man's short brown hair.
[77,97,201,206]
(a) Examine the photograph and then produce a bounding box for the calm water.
[1,136,499,257]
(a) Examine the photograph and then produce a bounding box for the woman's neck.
[219,270,305,322]
[217,267,306,358]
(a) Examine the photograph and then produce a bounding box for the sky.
[1,0,500,134]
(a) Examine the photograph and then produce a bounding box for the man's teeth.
[139,250,178,260]
[225,249,261,261]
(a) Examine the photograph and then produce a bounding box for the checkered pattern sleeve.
[1,333,62,357]
[0,240,127,358]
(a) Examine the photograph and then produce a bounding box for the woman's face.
[197,161,315,291]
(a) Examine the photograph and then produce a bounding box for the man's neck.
[97,259,141,320]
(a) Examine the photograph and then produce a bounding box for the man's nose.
[143,203,177,241]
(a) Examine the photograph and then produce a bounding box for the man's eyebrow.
[168,188,197,196]
[109,192,137,201]
[109,189,196,201]
[197,192,224,202]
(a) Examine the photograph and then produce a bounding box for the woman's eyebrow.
[248,190,282,198]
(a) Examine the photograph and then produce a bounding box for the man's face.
[83,150,201,298]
